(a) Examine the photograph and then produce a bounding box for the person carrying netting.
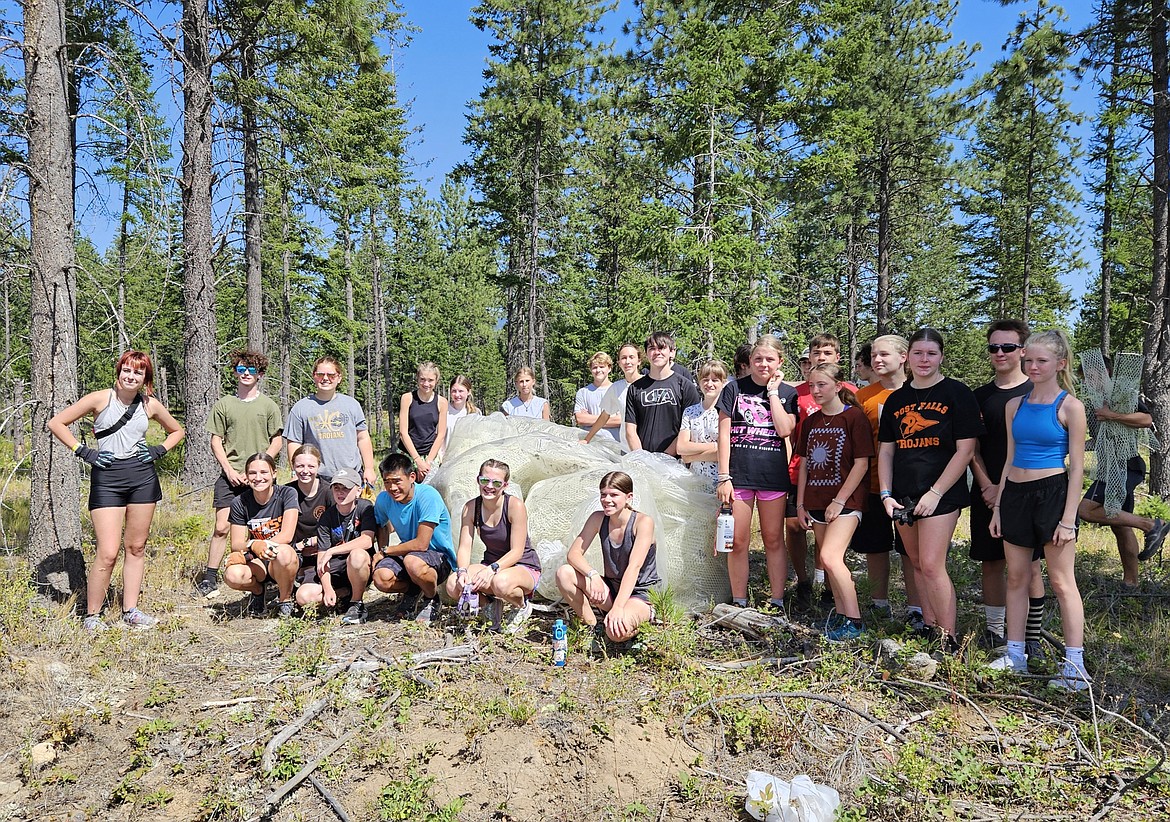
[1076,350,1168,588]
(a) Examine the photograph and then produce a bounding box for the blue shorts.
[376,549,451,583]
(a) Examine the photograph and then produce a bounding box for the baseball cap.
[799,348,810,361]
[330,467,362,490]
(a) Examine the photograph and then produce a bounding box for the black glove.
[76,446,114,468]
[136,442,168,464]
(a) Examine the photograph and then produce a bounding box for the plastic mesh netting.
[1079,349,1158,516]
[428,413,729,611]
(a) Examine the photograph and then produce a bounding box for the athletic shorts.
[88,457,162,510]
[298,551,367,587]
[1083,465,1143,514]
[1000,474,1071,556]
[850,493,905,555]
[376,549,451,583]
[807,508,862,525]
[734,489,786,503]
[786,495,799,518]
[969,495,1005,563]
[603,576,654,605]
[213,473,251,510]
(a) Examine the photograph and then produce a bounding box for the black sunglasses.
[987,343,1022,354]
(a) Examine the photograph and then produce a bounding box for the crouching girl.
[556,471,660,642]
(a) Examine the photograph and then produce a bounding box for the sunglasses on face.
[987,343,1022,354]
[235,365,259,375]
[313,372,340,380]
[477,476,505,489]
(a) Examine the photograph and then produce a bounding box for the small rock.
[0,780,20,798]
[29,742,57,768]
[46,661,71,685]
[903,652,939,681]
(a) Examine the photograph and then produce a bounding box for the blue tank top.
[1011,391,1069,470]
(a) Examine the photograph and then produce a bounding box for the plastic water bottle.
[458,584,479,618]
[715,504,735,554]
[552,619,568,666]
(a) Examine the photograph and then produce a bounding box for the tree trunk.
[876,137,893,334]
[242,40,264,352]
[24,0,87,598]
[181,0,219,488]
[1145,0,1170,495]
[370,210,387,445]
[279,161,292,417]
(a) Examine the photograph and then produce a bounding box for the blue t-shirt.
[374,483,455,566]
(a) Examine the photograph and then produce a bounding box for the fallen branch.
[702,656,802,671]
[705,604,788,640]
[262,729,356,814]
[199,696,267,710]
[261,696,331,774]
[309,773,352,822]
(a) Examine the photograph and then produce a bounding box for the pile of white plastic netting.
[427,413,729,612]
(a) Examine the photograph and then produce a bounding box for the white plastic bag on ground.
[744,771,841,822]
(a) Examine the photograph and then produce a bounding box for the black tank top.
[474,495,540,569]
[403,391,440,454]
[600,512,660,589]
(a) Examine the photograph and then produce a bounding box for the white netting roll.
[428,415,729,612]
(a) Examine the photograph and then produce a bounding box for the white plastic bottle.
[715,504,735,554]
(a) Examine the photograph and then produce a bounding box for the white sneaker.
[1049,660,1092,692]
[82,614,108,633]
[503,599,534,635]
[986,653,1027,673]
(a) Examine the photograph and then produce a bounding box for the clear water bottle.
[457,583,479,618]
[715,504,735,554]
[552,618,568,666]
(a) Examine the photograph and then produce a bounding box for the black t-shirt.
[624,371,702,453]
[287,480,333,548]
[229,484,300,541]
[716,377,799,491]
[317,498,376,552]
[973,379,1032,483]
[878,377,985,507]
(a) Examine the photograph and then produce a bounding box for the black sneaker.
[977,629,1006,650]
[793,581,813,611]
[276,600,296,619]
[414,597,441,624]
[194,576,219,599]
[395,591,420,619]
[906,611,929,638]
[340,601,367,625]
[819,586,834,607]
[1139,518,1169,561]
[248,592,266,617]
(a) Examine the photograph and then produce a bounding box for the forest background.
[5,0,1170,593]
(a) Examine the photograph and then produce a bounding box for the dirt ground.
[2,540,1170,822]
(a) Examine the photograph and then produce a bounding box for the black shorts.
[1000,474,1071,556]
[786,495,799,519]
[1083,465,1143,513]
[298,552,353,588]
[968,495,1005,563]
[850,493,905,555]
[603,576,654,604]
[376,549,451,583]
[213,473,251,510]
[88,457,162,510]
[807,508,861,525]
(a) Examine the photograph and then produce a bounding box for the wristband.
[796,503,806,510]
[72,442,82,453]
[929,486,942,498]
[992,505,1000,509]
[767,390,779,398]
[457,567,467,575]
[832,499,845,507]
[585,570,600,579]
[1058,521,1075,530]
[717,478,732,485]
[880,490,892,500]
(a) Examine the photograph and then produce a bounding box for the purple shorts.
[734,489,786,503]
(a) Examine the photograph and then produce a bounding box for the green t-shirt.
[206,393,283,472]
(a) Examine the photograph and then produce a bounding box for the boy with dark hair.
[625,331,701,454]
[359,452,455,623]
[197,350,283,597]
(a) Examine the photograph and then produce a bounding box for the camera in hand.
[891,498,918,526]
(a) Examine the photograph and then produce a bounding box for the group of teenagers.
[49,324,1166,686]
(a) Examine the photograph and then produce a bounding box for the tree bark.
[242,38,264,352]
[1146,0,1170,495]
[876,137,893,335]
[24,0,87,598]
[181,0,219,488]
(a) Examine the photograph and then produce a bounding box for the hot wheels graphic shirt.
[717,377,799,491]
[877,377,985,507]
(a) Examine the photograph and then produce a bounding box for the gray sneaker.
[276,600,296,619]
[121,608,158,629]
[414,597,441,624]
[194,576,220,598]
[83,614,108,633]
[1139,518,1169,561]
[1049,659,1092,692]
[340,601,367,625]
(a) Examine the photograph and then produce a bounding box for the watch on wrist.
[586,570,599,579]
[489,562,500,573]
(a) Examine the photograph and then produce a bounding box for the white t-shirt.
[441,406,480,458]
[600,380,633,453]
[575,382,616,439]
[680,401,719,488]
[501,395,548,419]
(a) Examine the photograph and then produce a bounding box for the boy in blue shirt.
[366,453,455,622]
